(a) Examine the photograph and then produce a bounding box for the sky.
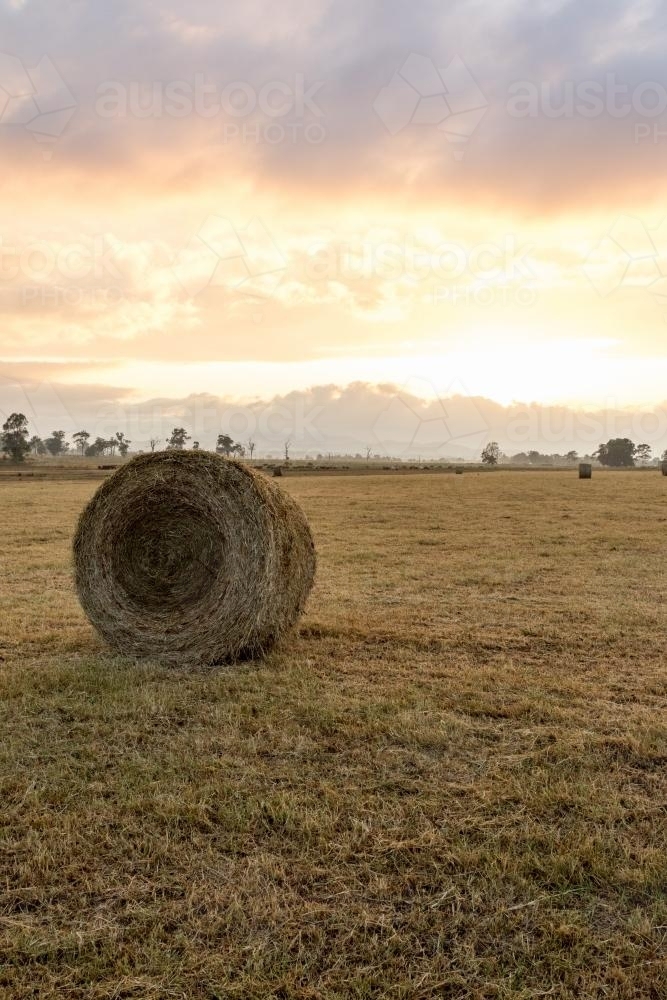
[2,0,667,455]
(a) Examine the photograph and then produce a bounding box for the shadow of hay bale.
[73,451,316,666]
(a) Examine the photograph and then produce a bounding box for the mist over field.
[3,376,667,458]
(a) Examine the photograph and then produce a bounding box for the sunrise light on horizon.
[2,0,667,452]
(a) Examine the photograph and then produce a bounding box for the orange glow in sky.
[2,1,667,450]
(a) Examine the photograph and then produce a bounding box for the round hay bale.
[579,462,592,479]
[73,451,316,665]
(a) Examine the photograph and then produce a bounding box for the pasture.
[0,471,665,998]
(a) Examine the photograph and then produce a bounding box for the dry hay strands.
[73,451,316,666]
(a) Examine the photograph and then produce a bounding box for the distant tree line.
[163,428,251,456]
[0,414,255,464]
[4,415,662,469]
[481,439,661,467]
[0,414,133,463]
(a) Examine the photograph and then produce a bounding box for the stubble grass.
[0,471,665,998]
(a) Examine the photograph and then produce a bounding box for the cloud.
[3,376,667,457]
[1,2,667,414]
[0,367,134,437]
[1,0,667,211]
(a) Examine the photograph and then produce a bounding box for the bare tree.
[284,438,291,462]
[149,438,159,452]
[635,443,652,465]
[73,430,90,456]
[365,445,372,466]
[247,439,256,462]
[29,435,46,455]
[115,431,131,457]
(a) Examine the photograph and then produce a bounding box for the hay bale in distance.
[73,451,316,665]
[579,463,592,479]
[273,465,283,477]
[662,460,667,476]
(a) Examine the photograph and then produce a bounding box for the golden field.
[0,470,665,998]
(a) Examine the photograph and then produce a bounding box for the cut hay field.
[0,471,665,999]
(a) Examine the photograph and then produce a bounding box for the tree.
[115,431,130,457]
[85,437,108,457]
[167,427,190,449]
[149,438,159,452]
[247,439,256,461]
[216,433,235,456]
[481,441,500,466]
[566,450,578,463]
[594,438,636,467]
[73,430,90,456]
[635,443,652,465]
[2,413,30,462]
[44,430,68,456]
[29,435,46,455]
[284,438,291,462]
[192,440,200,450]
